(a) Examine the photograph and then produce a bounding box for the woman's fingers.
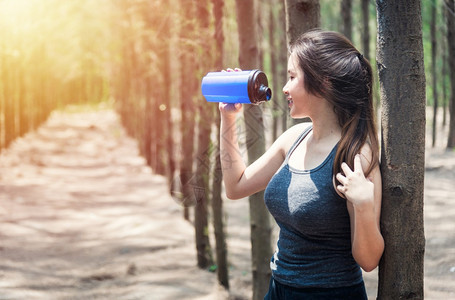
[340,155,365,178]
[340,162,353,176]
[225,68,242,72]
[336,172,347,185]
[353,154,363,174]
[219,102,242,113]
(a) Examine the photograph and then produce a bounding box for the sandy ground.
[0,105,454,299]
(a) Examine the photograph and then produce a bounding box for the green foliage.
[209,264,218,272]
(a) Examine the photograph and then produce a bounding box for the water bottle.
[201,69,272,104]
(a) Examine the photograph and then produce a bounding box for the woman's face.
[282,53,313,119]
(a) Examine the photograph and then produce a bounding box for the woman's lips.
[287,99,293,107]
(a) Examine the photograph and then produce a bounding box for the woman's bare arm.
[220,103,305,199]
[336,148,384,272]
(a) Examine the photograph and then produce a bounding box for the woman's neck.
[309,104,342,143]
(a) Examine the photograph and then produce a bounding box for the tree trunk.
[142,2,157,171]
[361,0,370,60]
[211,0,229,289]
[376,0,426,299]
[278,2,288,133]
[270,0,279,140]
[193,0,214,270]
[431,0,438,147]
[270,0,288,139]
[160,4,175,185]
[179,0,197,220]
[442,6,448,127]
[284,0,320,46]
[18,67,29,137]
[212,111,230,287]
[144,83,153,167]
[212,111,229,287]
[194,108,214,269]
[284,0,319,125]
[341,0,352,41]
[4,60,15,148]
[446,0,455,148]
[0,55,2,149]
[235,1,273,299]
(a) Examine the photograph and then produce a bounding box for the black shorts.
[264,277,368,300]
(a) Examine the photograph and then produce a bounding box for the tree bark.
[361,0,370,60]
[341,0,352,41]
[235,1,273,299]
[193,0,214,269]
[179,0,197,220]
[376,0,426,299]
[431,0,438,147]
[270,0,288,139]
[212,111,229,287]
[446,0,455,148]
[160,4,175,185]
[278,2,288,132]
[3,54,16,148]
[284,0,319,125]
[211,0,229,289]
[270,0,279,140]
[284,0,320,46]
[442,4,448,127]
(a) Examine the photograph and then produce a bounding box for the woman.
[219,30,384,299]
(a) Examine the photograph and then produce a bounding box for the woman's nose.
[282,82,289,95]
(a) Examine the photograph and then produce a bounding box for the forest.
[0,0,454,299]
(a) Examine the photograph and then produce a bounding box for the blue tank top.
[264,126,362,288]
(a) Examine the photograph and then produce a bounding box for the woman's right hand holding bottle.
[219,68,243,118]
[219,102,242,116]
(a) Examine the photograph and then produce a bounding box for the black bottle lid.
[247,70,272,104]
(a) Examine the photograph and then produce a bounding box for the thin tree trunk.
[160,4,175,184]
[4,59,15,148]
[211,0,229,289]
[446,0,455,148]
[432,0,438,147]
[194,110,214,269]
[0,52,2,150]
[142,2,156,170]
[270,0,288,139]
[235,1,273,298]
[212,111,229,287]
[144,85,153,167]
[278,1,288,132]
[361,0,370,60]
[18,66,29,137]
[179,0,197,220]
[442,8,448,127]
[270,0,280,140]
[341,0,352,41]
[193,0,214,269]
[376,0,426,298]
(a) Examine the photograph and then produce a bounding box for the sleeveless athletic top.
[264,126,363,288]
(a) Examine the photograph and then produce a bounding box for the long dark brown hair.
[290,29,379,179]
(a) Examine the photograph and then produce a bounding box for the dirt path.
[0,106,454,299]
[0,107,223,299]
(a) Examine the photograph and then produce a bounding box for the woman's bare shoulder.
[282,122,312,138]
[274,122,312,153]
[359,142,380,177]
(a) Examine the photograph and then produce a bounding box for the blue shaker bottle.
[201,69,272,104]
